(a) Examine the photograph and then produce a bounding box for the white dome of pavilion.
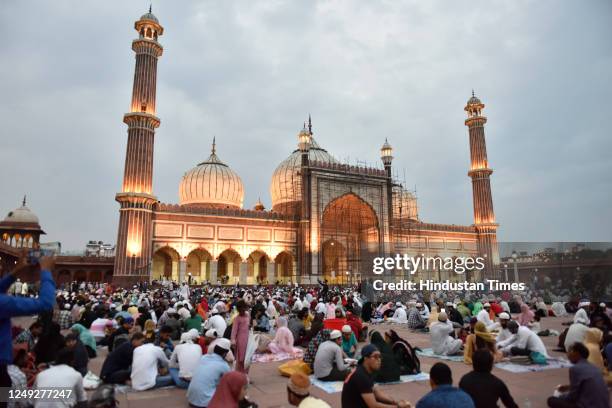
[179,140,244,209]
[3,197,40,224]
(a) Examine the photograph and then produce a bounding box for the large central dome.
[179,140,244,209]
[270,127,338,213]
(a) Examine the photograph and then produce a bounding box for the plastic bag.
[83,371,102,390]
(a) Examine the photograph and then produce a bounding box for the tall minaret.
[465,91,499,280]
[113,9,164,286]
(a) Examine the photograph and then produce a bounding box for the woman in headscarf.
[345,311,365,341]
[463,321,502,364]
[231,300,251,373]
[584,327,606,373]
[456,301,471,321]
[71,323,97,358]
[301,312,324,347]
[208,371,253,408]
[385,329,421,375]
[518,303,535,326]
[361,301,373,322]
[269,316,296,354]
[369,331,400,383]
[143,319,156,343]
[33,322,65,365]
[197,297,209,320]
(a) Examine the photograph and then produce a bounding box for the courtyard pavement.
[12,315,591,407]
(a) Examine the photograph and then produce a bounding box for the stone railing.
[155,203,298,221]
[309,160,387,177]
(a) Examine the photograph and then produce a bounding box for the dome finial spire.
[149,3,152,13]
[308,114,312,135]
[472,89,475,97]
[22,195,26,206]
[212,136,216,155]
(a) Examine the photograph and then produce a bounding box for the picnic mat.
[416,348,464,362]
[495,358,573,373]
[310,372,430,394]
[251,349,304,363]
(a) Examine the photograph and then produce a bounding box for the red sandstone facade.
[110,11,500,286]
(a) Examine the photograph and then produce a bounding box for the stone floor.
[13,315,587,407]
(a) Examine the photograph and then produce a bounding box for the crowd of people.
[1,256,611,408]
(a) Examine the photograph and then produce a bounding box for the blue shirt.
[187,353,230,407]
[416,384,475,408]
[0,270,56,364]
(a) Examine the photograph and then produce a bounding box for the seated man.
[459,349,518,408]
[341,344,410,408]
[416,362,474,408]
[498,321,548,357]
[253,309,270,333]
[430,312,462,356]
[341,325,358,358]
[387,302,407,324]
[34,348,88,407]
[169,330,202,389]
[476,303,499,331]
[100,332,145,384]
[187,339,232,408]
[314,330,351,381]
[407,302,427,330]
[130,339,173,391]
[154,325,175,359]
[64,332,89,377]
[547,342,609,408]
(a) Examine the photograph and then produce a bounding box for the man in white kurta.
[498,321,548,357]
[388,302,408,324]
[477,303,499,331]
[430,312,462,355]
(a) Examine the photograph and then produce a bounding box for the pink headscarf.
[518,303,534,326]
[208,371,248,408]
[269,316,295,354]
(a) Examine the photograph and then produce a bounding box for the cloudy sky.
[1,0,611,251]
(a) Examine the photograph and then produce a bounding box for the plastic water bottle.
[523,398,532,408]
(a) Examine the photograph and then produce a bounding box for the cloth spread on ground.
[416,348,464,362]
[494,357,573,373]
[251,349,304,363]
[309,372,430,394]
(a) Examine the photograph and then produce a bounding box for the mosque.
[0,9,500,286]
[111,10,500,287]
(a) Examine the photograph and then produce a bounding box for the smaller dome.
[253,198,265,211]
[467,96,481,105]
[3,197,39,224]
[467,90,482,105]
[140,12,159,23]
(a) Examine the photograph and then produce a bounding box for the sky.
[1,0,611,251]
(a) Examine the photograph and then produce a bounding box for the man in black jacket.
[459,349,518,408]
[100,332,145,384]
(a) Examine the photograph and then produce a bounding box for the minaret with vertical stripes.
[465,91,499,279]
[113,9,164,286]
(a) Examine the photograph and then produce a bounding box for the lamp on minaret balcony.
[380,139,393,166]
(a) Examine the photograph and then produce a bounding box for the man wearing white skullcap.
[387,301,408,324]
[430,312,462,356]
[169,329,202,388]
[496,312,513,343]
[314,330,351,381]
[477,302,499,331]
